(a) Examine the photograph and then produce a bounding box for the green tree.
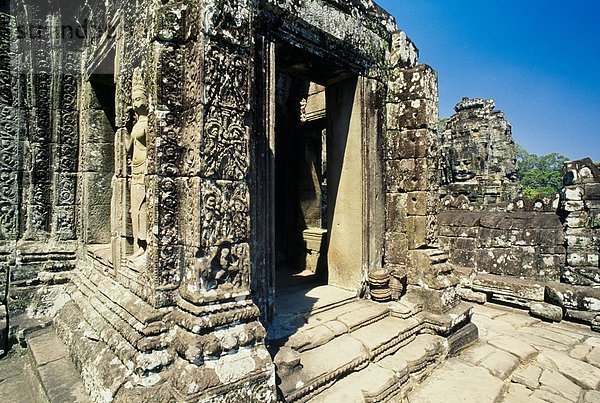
[515,145,569,198]
[439,118,449,133]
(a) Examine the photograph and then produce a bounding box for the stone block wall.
[560,159,600,286]
[439,211,565,282]
[384,33,460,314]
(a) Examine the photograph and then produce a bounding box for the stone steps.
[279,300,390,353]
[273,297,451,403]
[51,258,172,402]
[26,327,92,403]
[54,299,131,401]
[306,334,447,403]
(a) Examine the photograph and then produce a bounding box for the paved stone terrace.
[408,304,600,403]
[1,302,600,402]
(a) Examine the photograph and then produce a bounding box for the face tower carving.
[441,97,520,206]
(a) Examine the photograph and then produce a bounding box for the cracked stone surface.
[408,303,600,403]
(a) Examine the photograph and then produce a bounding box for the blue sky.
[377,0,600,161]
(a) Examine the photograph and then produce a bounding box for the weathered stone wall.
[560,158,600,286]
[0,2,81,331]
[0,0,481,398]
[0,5,16,355]
[441,97,520,208]
[439,211,565,282]
[52,0,405,401]
[384,33,460,314]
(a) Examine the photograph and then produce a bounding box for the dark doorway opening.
[271,42,367,311]
[274,71,328,291]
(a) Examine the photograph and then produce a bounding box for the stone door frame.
[251,31,385,323]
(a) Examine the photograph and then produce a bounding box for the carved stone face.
[452,156,476,182]
[506,169,518,181]
[132,92,148,115]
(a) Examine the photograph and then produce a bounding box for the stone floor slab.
[479,349,519,380]
[495,313,541,329]
[500,383,538,403]
[538,369,582,402]
[459,342,497,366]
[0,351,45,403]
[37,357,91,403]
[488,334,538,363]
[28,329,69,367]
[531,389,571,403]
[570,344,592,360]
[584,337,600,348]
[513,331,571,352]
[310,364,396,403]
[543,350,600,390]
[407,361,504,403]
[585,346,600,368]
[512,364,542,390]
[584,390,600,403]
[472,314,516,336]
[473,304,510,319]
[522,326,582,347]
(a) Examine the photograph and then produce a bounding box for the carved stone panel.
[55,173,77,206]
[180,107,203,176]
[27,204,49,234]
[60,75,78,111]
[178,177,202,247]
[149,175,181,290]
[198,241,250,293]
[156,111,182,177]
[30,143,51,184]
[200,180,250,250]
[154,43,183,112]
[0,203,17,239]
[154,1,187,43]
[203,0,252,46]
[201,107,249,180]
[53,205,76,240]
[0,106,18,140]
[0,140,18,173]
[203,43,249,111]
[183,40,203,111]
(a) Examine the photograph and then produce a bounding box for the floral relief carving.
[57,174,76,205]
[0,172,17,206]
[203,0,251,45]
[202,107,249,180]
[200,180,249,250]
[203,43,248,111]
[0,204,17,238]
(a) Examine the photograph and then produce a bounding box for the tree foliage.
[516,145,569,198]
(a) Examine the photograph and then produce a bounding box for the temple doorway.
[252,39,385,326]
[271,43,369,306]
[274,73,328,290]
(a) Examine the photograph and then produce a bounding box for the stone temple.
[0,0,598,402]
